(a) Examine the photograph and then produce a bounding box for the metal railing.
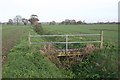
[28,31,103,54]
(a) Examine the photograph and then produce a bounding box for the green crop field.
[2,25,28,55]
[1,0,118,78]
[42,24,118,43]
[2,25,69,78]
[2,24,118,78]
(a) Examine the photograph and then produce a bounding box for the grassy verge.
[2,24,29,55]
[2,26,71,78]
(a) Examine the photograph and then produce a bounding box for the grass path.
[2,26,70,78]
[2,25,28,55]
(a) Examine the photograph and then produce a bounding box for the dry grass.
[40,43,62,68]
[39,43,100,70]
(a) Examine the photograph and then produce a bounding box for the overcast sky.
[0,0,119,23]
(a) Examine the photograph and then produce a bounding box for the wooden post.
[66,35,68,54]
[100,31,103,48]
[28,32,31,48]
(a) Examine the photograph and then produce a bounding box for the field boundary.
[28,31,103,54]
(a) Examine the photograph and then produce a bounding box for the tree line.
[6,15,119,25]
[49,19,86,25]
[6,14,40,25]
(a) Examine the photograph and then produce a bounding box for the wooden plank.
[28,32,31,48]
[57,53,82,57]
[30,41,101,44]
[66,35,68,54]
[56,48,84,51]
[30,34,101,37]
[100,31,103,48]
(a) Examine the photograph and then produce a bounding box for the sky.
[0,0,119,23]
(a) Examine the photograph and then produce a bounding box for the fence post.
[66,35,68,54]
[28,32,31,48]
[100,31,103,48]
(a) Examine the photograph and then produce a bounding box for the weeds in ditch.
[34,25,118,78]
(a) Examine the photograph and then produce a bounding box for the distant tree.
[82,20,86,24]
[49,21,56,25]
[28,14,43,33]
[60,21,65,25]
[28,14,39,25]
[14,15,22,25]
[106,21,110,24]
[77,20,83,24]
[70,19,76,25]
[8,19,13,24]
[22,18,28,25]
[64,19,70,25]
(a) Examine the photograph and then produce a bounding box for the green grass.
[2,24,118,78]
[2,24,28,55]
[42,24,118,43]
[2,25,70,78]
[70,46,118,78]
[41,24,118,78]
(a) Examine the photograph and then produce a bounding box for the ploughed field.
[2,25,28,56]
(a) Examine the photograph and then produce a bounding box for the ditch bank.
[2,26,71,78]
[32,24,118,78]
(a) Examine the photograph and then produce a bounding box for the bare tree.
[28,14,39,25]
[8,19,13,24]
[64,19,70,25]
[77,20,83,24]
[60,21,65,25]
[70,19,76,25]
[22,18,28,25]
[49,21,56,25]
[14,15,22,25]
[82,20,86,24]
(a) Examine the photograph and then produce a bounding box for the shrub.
[33,23,43,34]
